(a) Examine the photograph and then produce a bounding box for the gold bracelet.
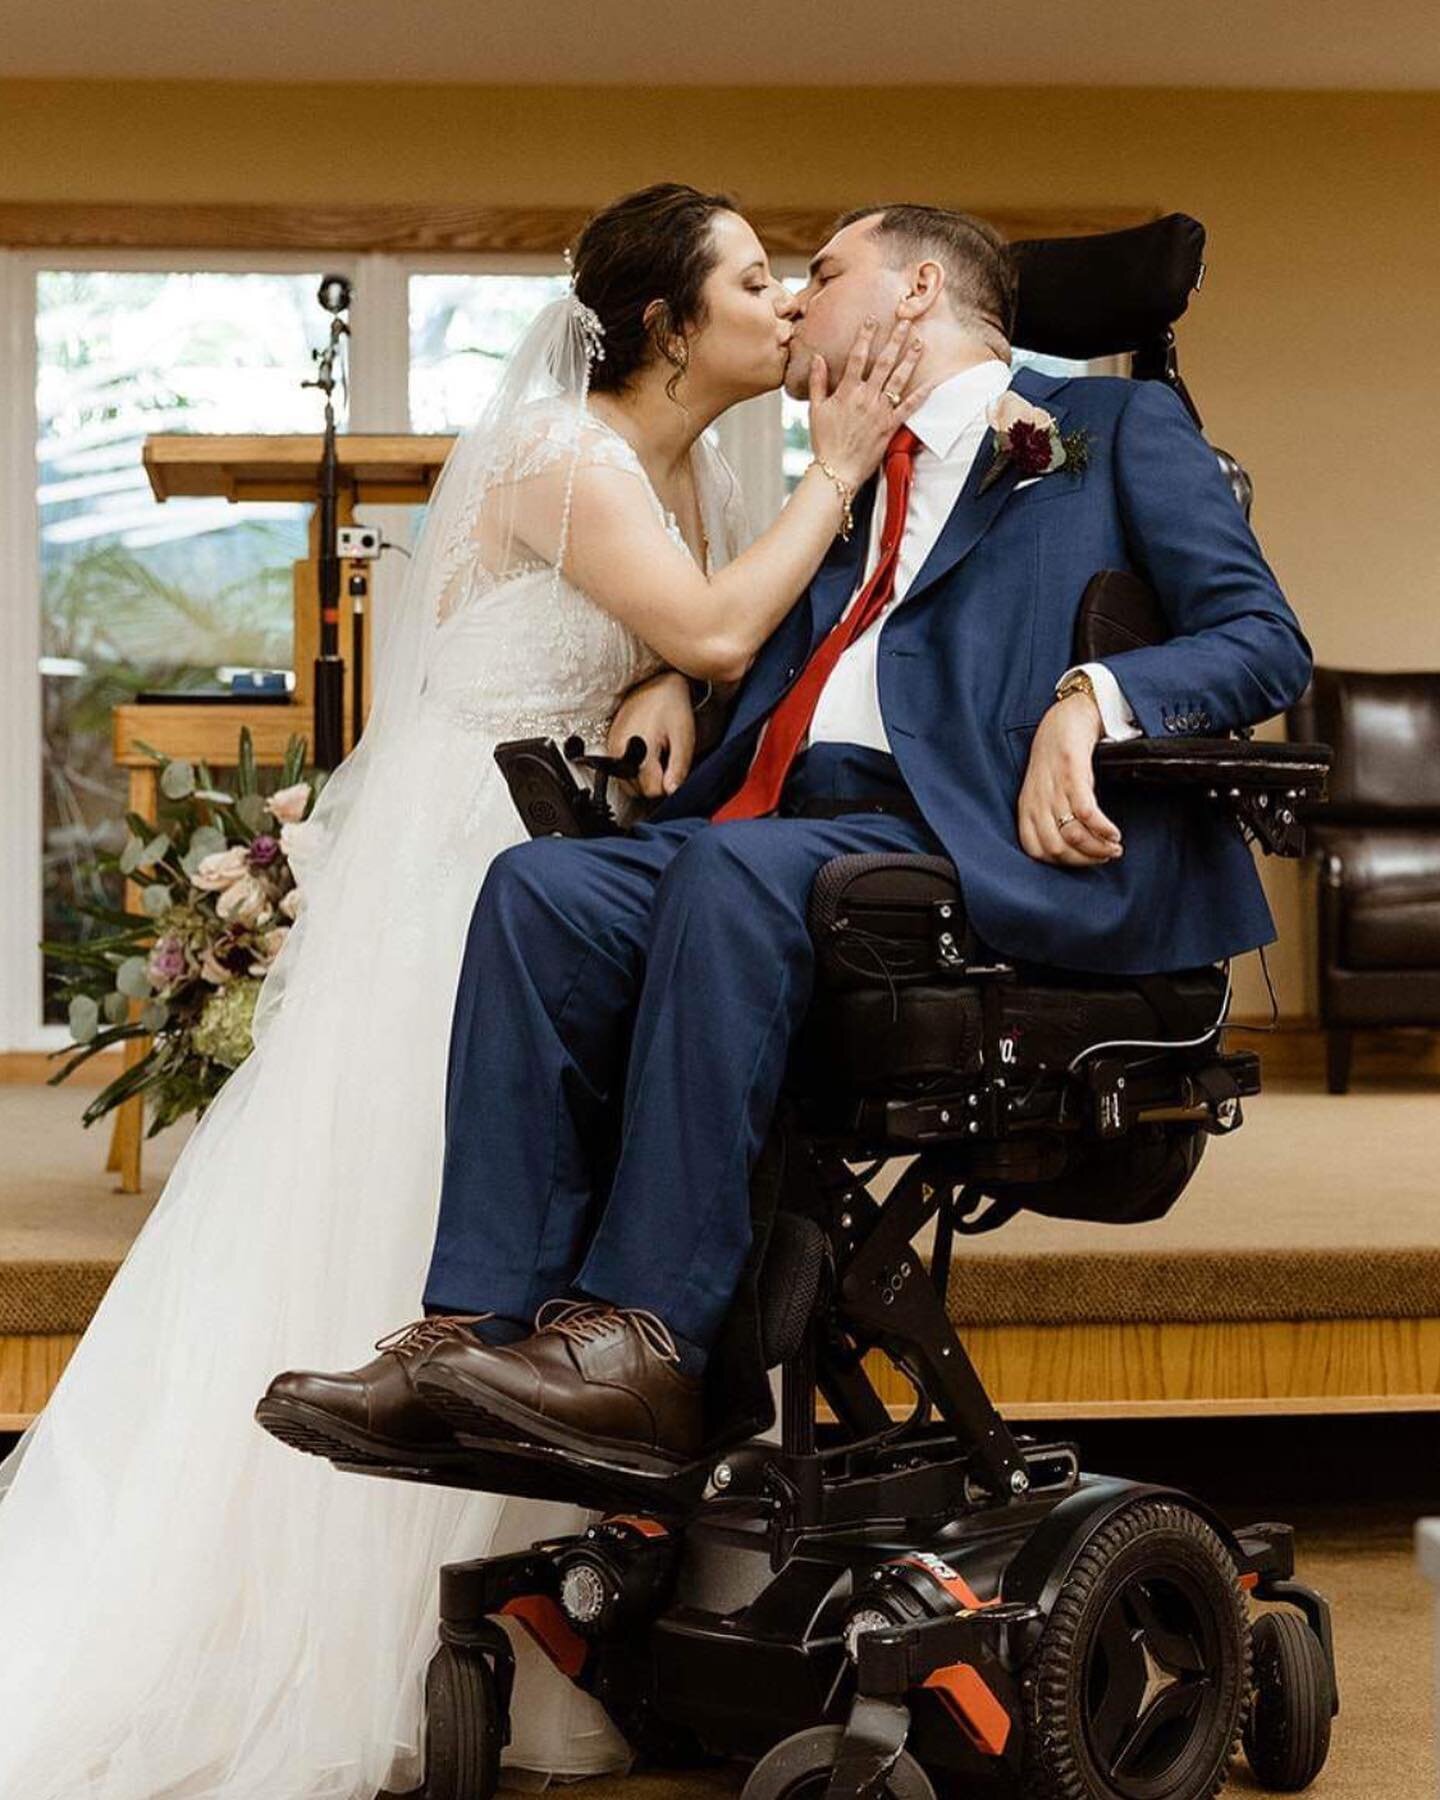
[810,458,855,542]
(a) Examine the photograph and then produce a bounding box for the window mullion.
[0,252,46,1050]
[346,253,419,695]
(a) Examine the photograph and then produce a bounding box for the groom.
[272,204,1312,1469]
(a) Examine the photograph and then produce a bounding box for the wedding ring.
[1055,812,1077,829]
[884,387,903,407]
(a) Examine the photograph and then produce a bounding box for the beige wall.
[5,80,1438,1017]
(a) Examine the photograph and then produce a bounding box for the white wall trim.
[0,251,43,1052]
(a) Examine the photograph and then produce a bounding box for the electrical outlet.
[336,525,382,559]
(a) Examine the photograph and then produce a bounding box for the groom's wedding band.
[884,387,903,406]
[1055,812,1077,829]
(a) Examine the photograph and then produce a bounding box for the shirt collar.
[907,357,1014,461]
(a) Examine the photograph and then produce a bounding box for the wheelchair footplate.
[332,1424,726,1514]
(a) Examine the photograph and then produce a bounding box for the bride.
[0,182,928,1800]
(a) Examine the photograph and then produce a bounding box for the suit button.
[786,666,797,680]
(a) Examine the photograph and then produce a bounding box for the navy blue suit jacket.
[652,366,1314,975]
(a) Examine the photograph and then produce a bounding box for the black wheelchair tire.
[1241,1610,1333,1792]
[741,1725,936,1800]
[1021,1498,1250,1800]
[421,1643,502,1800]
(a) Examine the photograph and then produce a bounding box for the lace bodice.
[419,407,746,749]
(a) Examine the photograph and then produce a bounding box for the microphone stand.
[302,275,353,770]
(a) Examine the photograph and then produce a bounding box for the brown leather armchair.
[1286,669,1440,1091]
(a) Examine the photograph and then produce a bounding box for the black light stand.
[302,274,353,771]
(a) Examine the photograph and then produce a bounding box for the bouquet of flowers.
[43,727,324,1136]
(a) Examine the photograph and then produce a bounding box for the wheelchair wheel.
[1241,1610,1332,1791]
[1022,1498,1249,1800]
[421,1643,502,1800]
[741,1725,935,1800]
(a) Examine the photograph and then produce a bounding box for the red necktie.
[713,426,922,823]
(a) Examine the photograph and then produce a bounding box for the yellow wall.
[5,80,1439,1018]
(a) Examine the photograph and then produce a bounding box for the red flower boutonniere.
[978,391,1092,494]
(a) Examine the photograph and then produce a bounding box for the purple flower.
[247,834,281,869]
[146,935,189,988]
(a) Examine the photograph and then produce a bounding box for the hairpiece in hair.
[567,291,606,364]
[561,246,606,363]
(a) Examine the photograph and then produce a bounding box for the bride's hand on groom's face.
[609,670,696,799]
[807,314,937,490]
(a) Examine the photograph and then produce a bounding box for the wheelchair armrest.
[1093,736,1333,857]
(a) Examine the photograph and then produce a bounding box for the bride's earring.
[646,298,690,405]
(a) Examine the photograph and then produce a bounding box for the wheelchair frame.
[359,734,1336,1800]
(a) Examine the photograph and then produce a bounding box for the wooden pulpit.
[107,434,457,1193]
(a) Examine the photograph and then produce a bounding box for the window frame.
[1,247,379,1051]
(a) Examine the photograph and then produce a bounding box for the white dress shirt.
[806,361,1140,751]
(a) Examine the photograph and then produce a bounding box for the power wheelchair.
[356,216,1340,1800]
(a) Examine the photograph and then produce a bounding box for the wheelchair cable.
[1061,958,1234,1075]
[1213,940,1283,1035]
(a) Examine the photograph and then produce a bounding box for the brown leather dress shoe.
[254,1314,496,1468]
[412,1300,704,1471]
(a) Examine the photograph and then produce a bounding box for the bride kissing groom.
[266,193,1311,1485]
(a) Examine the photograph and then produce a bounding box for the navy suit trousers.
[423,744,941,1347]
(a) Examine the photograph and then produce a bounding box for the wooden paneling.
[111,703,316,770]
[0,201,1156,257]
[861,1315,1440,1418]
[0,1333,81,1430]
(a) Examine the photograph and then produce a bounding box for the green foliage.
[43,727,317,1137]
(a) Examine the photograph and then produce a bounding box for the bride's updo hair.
[571,182,738,397]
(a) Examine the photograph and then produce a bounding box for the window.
[0,245,1124,1049]
[408,272,569,431]
[34,269,342,1024]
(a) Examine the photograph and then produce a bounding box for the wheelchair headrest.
[1009,213,1206,363]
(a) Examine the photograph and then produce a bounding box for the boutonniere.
[978,391,1092,494]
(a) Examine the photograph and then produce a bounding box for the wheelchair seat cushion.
[801,851,1229,1092]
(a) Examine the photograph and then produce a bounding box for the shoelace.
[372,1312,495,1360]
[532,1298,680,1367]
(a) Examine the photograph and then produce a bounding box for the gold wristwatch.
[1054,668,1097,707]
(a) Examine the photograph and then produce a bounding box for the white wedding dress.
[0,396,746,1799]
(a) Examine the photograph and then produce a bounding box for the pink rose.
[216,874,269,927]
[190,846,250,892]
[267,783,311,824]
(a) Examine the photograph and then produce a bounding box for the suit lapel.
[905,364,1070,605]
